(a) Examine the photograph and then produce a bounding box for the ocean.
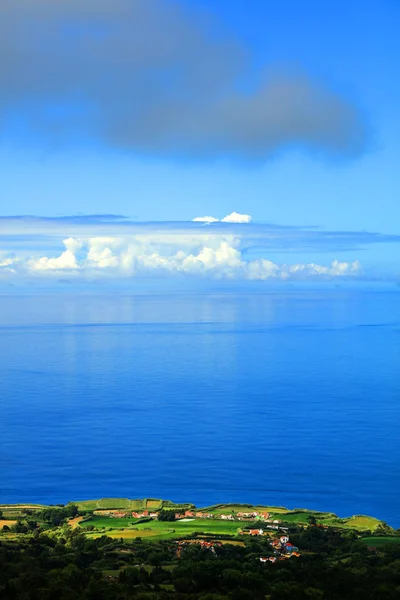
[1,289,399,526]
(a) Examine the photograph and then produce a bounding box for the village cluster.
[260,534,301,562]
[92,508,301,561]
[175,534,300,562]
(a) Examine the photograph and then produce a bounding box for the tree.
[66,504,79,518]
[158,509,176,522]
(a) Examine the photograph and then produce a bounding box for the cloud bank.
[0,0,367,159]
[2,214,399,284]
[1,233,361,282]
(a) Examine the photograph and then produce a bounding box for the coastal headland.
[0,497,395,543]
[2,498,400,598]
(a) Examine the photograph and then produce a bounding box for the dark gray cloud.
[0,0,367,159]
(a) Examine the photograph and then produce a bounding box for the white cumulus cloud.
[192,216,219,223]
[29,237,82,271]
[0,233,362,283]
[192,212,252,224]
[221,212,252,223]
[0,257,17,268]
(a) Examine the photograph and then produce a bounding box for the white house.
[280,535,289,544]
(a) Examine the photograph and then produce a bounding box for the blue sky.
[0,0,398,284]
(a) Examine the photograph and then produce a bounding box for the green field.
[339,515,383,531]
[202,504,289,516]
[359,536,400,547]
[81,506,381,533]
[80,516,141,529]
[265,510,383,531]
[76,498,139,511]
[0,498,389,537]
[74,498,146,511]
[73,497,194,512]
[203,506,383,532]
[0,505,47,520]
[81,517,243,540]
[273,511,321,524]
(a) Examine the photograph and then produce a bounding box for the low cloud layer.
[1,233,361,282]
[0,0,367,159]
[1,214,398,284]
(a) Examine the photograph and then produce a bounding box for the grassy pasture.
[267,510,383,531]
[1,510,25,520]
[74,498,143,511]
[97,498,132,509]
[260,507,290,514]
[203,504,290,516]
[0,505,46,510]
[0,505,46,519]
[73,500,100,511]
[74,497,187,512]
[342,516,383,531]
[275,511,318,524]
[359,536,400,547]
[88,529,171,540]
[146,499,163,509]
[80,516,140,529]
[82,517,242,540]
[274,510,337,524]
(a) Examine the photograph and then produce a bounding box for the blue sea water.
[1,290,399,525]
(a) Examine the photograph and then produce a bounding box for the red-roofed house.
[249,528,264,536]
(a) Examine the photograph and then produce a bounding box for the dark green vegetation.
[359,536,400,547]
[1,498,400,599]
[157,510,177,522]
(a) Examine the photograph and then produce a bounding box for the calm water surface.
[1,291,399,525]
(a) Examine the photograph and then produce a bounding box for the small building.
[280,535,289,544]
[249,528,264,536]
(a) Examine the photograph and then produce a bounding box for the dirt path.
[69,516,84,529]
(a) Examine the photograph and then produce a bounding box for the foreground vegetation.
[1,498,400,599]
